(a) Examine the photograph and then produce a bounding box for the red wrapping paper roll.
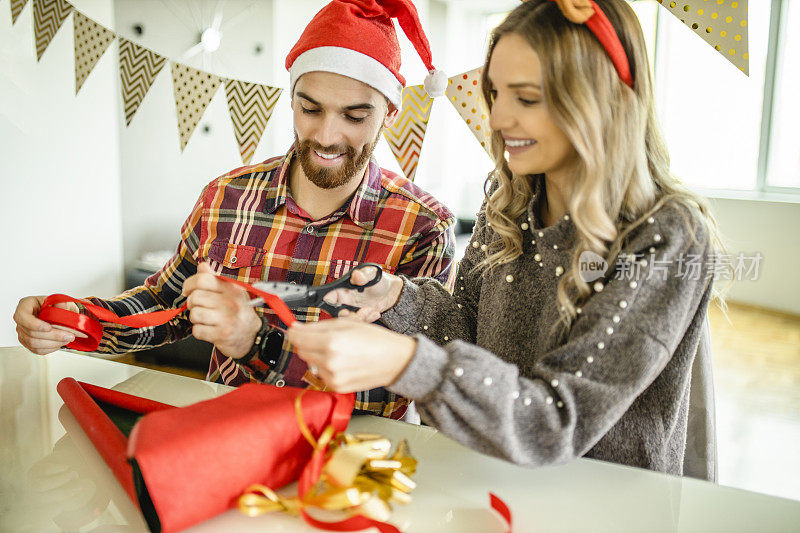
[56,378,175,503]
[127,383,354,533]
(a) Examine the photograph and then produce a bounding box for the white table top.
[1,346,799,532]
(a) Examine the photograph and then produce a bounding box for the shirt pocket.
[207,242,266,282]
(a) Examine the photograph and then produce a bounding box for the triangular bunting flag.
[10,0,29,24]
[33,0,73,61]
[172,63,222,151]
[446,68,492,156]
[382,85,433,181]
[657,0,749,75]
[224,79,282,165]
[73,12,115,94]
[118,37,167,126]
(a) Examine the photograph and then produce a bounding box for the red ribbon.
[490,492,513,532]
[37,276,297,352]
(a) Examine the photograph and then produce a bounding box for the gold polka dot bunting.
[657,0,749,74]
[73,11,115,94]
[171,63,222,151]
[446,68,492,156]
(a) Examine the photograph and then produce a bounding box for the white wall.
[709,197,800,316]
[113,0,280,265]
[0,0,123,346]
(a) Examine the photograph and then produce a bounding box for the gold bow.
[238,394,417,523]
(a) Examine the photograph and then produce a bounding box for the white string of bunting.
[8,0,748,176]
[11,0,283,165]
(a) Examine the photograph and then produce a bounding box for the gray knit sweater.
[381,177,715,478]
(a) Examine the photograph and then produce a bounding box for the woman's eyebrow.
[508,82,541,89]
[485,76,541,90]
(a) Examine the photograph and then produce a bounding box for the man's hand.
[182,263,262,359]
[321,266,405,322]
[13,296,81,355]
[286,318,416,393]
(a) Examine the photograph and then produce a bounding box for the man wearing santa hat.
[13,0,453,419]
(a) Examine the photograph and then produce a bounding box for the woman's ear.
[384,105,399,128]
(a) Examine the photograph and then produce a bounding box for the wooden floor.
[114,301,800,502]
[709,301,800,502]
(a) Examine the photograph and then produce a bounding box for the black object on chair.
[125,268,213,373]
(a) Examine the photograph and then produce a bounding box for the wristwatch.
[234,318,284,368]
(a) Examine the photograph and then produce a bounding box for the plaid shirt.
[87,147,456,418]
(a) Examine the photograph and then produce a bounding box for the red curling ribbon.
[490,492,513,532]
[38,276,297,352]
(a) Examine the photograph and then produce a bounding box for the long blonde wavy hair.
[479,0,725,326]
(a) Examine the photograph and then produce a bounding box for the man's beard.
[295,130,381,190]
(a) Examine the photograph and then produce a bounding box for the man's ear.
[384,104,399,128]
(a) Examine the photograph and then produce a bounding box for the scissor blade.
[251,281,307,298]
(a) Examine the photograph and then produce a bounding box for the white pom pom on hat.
[424,69,448,97]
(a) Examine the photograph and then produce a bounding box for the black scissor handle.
[307,263,383,308]
[318,300,361,317]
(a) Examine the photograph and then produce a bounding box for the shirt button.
[275,379,285,387]
[230,256,237,264]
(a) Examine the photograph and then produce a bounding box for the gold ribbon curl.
[238,393,417,523]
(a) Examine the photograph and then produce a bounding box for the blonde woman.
[287,0,721,480]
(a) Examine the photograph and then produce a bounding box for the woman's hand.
[322,266,404,322]
[286,319,416,393]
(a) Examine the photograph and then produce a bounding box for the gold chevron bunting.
[33,0,72,61]
[10,0,29,24]
[224,79,282,165]
[119,37,167,126]
[382,85,433,181]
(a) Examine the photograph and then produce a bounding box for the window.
[654,0,771,192]
[765,0,800,189]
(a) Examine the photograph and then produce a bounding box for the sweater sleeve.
[381,198,491,343]
[387,205,714,467]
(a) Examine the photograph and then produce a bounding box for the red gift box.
[57,378,353,532]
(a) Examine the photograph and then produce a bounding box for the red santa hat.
[285,0,447,108]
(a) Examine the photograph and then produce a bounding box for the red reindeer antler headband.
[523,0,633,88]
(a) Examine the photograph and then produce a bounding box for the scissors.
[249,263,383,317]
